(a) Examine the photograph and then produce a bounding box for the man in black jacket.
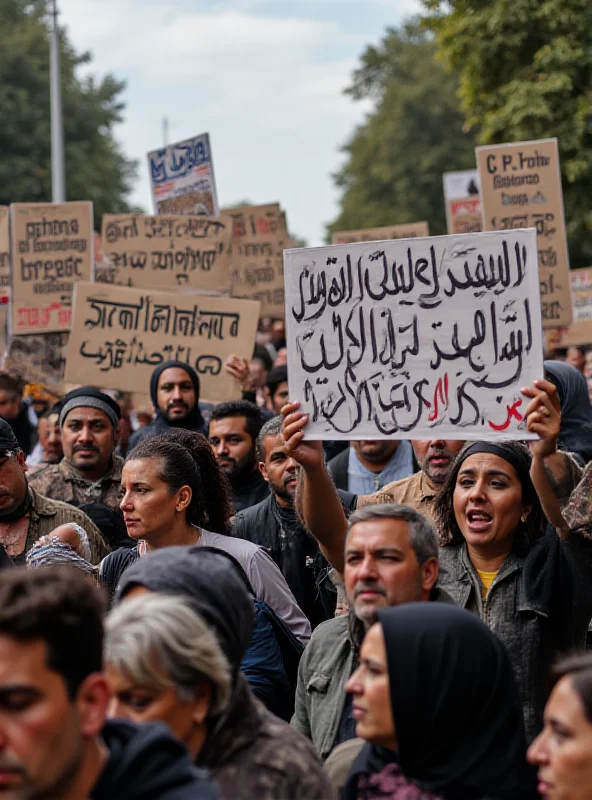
[0,567,218,799]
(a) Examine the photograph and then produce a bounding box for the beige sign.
[101,213,233,293]
[229,203,287,317]
[2,333,68,391]
[477,138,572,328]
[10,201,93,335]
[65,283,260,403]
[547,269,592,347]
[0,207,10,293]
[332,222,429,245]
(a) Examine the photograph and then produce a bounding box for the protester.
[291,504,445,759]
[0,418,109,564]
[327,440,414,494]
[209,400,269,512]
[29,387,124,512]
[265,318,286,362]
[233,416,347,629]
[27,405,63,468]
[0,567,218,799]
[342,603,535,800]
[100,434,311,642]
[0,374,36,455]
[265,365,289,414]
[528,653,592,799]
[113,547,333,800]
[128,361,208,448]
[544,360,592,465]
[565,345,587,375]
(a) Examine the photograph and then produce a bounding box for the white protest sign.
[284,229,543,440]
[148,133,218,217]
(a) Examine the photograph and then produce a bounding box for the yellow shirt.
[477,569,499,603]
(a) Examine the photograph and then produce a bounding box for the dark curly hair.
[435,441,546,557]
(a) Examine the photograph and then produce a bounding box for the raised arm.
[281,402,348,573]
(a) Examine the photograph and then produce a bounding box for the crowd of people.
[0,323,591,797]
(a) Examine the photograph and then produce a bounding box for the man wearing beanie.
[128,360,209,449]
[30,387,124,512]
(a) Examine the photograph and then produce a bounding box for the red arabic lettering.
[488,398,523,431]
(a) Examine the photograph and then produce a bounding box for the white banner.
[284,229,543,440]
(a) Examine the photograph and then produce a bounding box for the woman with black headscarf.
[343,604,536,800]
[544,360,592,465]
[435,382,592,742]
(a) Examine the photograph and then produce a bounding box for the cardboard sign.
[2,332,68,391]
[332,222,429,245]
[0,207,10,293]
[285,229,543,440]
[10,202,93,335]
[228,203,287,317]
[548,269,592,347]
[477,138,572,328]
[443,170,482,235]
[65,283,260,403]
[148,133,219,217]
[101,214,233,293]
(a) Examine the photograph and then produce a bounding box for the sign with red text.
[443,170,482,235]
[148,133,218,217]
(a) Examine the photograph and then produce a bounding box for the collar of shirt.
[347,441,414,495]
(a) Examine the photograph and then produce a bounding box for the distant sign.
[443,170,482,235]
[477,138,572,328]
[148,133,219,217]
[0,207,10,293]
[65,283,260,403]
[285,229,543,440]
[332,222,429,245]
[101,214,233,293]
[10,202,93,335]
[2,332,68,391]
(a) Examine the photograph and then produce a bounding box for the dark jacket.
[92,719,218,799]
[199,676,332,800]
[5,403,36,455]
[231,468,270,513]
[128,403,212,450]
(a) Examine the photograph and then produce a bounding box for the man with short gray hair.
[291,503,455,760]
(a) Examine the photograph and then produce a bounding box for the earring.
[521,514,528,523]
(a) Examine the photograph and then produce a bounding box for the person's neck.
[59,738,109,800]
[144,521,200,552]
[273,492,293,510]
[467,543,511,574]
[67,458,111,483]
[231,464,259,488]
[354,452,393,474]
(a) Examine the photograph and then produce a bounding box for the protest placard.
[476,138,572,328]
[65,283,260,403]
[2,332,68,391]
[10,202,93,335]
[284,229,543,440]
[228,203,287,317]
[332,222,429,245]
[443,170,482,235]
[148,133,218,217]
[101,213,233,293]
[0,207,10,293]
[547,269,592,347]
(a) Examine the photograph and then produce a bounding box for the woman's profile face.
[119,458,185,542]
[452,453,530,554]
[528,675,592,799]
[345,623,396,751]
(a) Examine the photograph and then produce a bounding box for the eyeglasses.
[0,450,18,466]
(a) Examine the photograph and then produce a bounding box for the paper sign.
[229,204,287,317]
[65,283,260,403]
[284,229,543,440]
[332,222,429,245]
[2,332,68,391]
[10,202,93,335]
[148,133,218,217]
[443,170,482,235]
[101,214,233,293]
[548,269,592,347]
[0,207,10,293]
[476,138,572,328]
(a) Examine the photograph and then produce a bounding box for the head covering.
[25,536,96,577]
[457,441,532,484]
[0,419,20,452]
[149,361,200,408]
[116,546,254,677]
[544,359,592,464]
[59,387,121,429]
[77,503,135,550]
[375,603,533,799]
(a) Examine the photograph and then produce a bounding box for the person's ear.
[175,485,192,512]
[259,461,269,482]
[421,557,440,593]
[76,674,110,739]
[191,682,213,726]
[520,504,533,524]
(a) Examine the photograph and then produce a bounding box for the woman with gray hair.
[105,593,232,761]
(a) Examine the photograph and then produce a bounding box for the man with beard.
[128,361,208,449]
[209,400,269,512]
[232,416,354,629]
[29,388,123,513]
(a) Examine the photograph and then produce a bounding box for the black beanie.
[149,361,201,408]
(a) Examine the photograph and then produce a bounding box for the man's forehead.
[0,636,51,681]
[346,518,411,548]
[210,416,247,435]
[158,368,193,386]
[263,433,286,456]
[64,408,111,424]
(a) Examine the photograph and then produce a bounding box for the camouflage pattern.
[29,456,124,512]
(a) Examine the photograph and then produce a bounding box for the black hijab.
[116,546,254,680]
[544,360,592,465]
[149,360,204,431]
[375,604,534,799]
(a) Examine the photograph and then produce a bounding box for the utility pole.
[50,0,66,202]
[162,116,170,148]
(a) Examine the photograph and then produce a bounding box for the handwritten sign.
[148,133,218,217]
[549,269,592,347]
[100,214,233,293]
[477,138,572,328]
[229,203,287,317]
[0,207,10,293]
[10,202,93,335]
[2,333,68,391]
[332,222,429,245]
[284,229,543,440]
[443,170,482,235]
[65,283,260,403]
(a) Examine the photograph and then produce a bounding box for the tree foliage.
[327,22,476,239]
[422,0,592,266]
[0,0,138,227]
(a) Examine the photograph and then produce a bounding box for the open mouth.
[466,510,493,531]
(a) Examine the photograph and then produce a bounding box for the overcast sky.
[58,0,421,245]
